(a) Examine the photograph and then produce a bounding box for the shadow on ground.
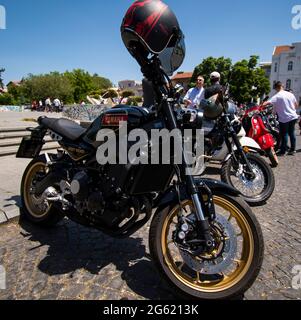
[203,165,221,176]
[19,217,177,300]
[18,216,244,301]
[3,195,21,210]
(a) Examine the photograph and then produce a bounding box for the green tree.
[4,69,114,105]
[0,93,14,105]
[0,68,5,88]
[192,56,270,104]
[7,83,27,105]
[91,73,112,90]
[127,96,143,106]
[230,56,270,104]
[191,57,232,87]
[64,69,94,103]
[22,72,74,103]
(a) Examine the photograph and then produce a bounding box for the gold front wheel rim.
[161,196,255,293]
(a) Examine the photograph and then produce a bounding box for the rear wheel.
[271,129,280,151]
[267,148,278,168]
[149,194,264,300]
[20,155,64,227]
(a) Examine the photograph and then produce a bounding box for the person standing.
[53,98,61,112]
[263,81,299,156]
[204,72,223,99]
[183,75,205,109]
[38,100,43,111]
[45,97,52,113]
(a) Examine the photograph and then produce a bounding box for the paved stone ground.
[0,132,301,300]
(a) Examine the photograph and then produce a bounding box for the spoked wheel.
[149,194,264,300]
[221,153,275,206]
[20,155,64,227]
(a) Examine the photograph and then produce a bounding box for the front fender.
[154,178,240,211]
[235,137,261,151]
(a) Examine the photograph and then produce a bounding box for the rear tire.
[267,148,278,168]
[149,193,264,300]
[20,155,64,227]
[271,130,280,151]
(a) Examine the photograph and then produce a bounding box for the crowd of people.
[183,72,300,156]
[183,72,222,109]
[28,73,300,157]
[31,97,63,113]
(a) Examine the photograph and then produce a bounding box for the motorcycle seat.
[38,117,86,141]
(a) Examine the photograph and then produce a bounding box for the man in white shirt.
[183,75,205,109]
[53,98,61,112]
[45,97,52,113]
[264,81,298,155]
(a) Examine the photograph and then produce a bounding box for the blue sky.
[0,0,300,86]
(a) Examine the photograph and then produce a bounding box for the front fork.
[226,119,256,179]
[162,100,215,249]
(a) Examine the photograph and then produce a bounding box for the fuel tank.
[83,105,154,147]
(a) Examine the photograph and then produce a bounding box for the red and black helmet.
[121,0,182,56]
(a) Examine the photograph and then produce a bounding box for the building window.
[274,63,278,73]
[273,81,276,89]
[288,61,293,71]
[286,79,292,90]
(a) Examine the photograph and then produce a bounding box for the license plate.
[16,136,44,159]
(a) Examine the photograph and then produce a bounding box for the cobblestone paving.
[0,135,301,300]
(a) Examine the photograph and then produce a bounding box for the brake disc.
[179,214,237,275]
[238,164,264,192]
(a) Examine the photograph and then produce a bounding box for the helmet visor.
[158,32,185,76]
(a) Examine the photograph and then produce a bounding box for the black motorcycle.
[17,0,264,300]
[178,95,275,206]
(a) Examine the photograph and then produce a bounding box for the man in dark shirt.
[204,72,223,99]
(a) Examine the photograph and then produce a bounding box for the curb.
[0,207,20,225]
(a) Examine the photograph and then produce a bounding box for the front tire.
[20,155,64,227]
[149,194,264,300]
[221,153,275,206]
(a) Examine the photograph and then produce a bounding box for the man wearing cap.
[204,72,223,99]
[263,81,299,156]
[183,75,205,109]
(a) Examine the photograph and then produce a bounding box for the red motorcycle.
[241,104,279,167]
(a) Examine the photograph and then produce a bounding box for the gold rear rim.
[161,196,254,293]
[23,162,52,218]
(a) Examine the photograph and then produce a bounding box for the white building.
[118,80,143,97]
[259,62,272,80]
[270,42,301,105]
